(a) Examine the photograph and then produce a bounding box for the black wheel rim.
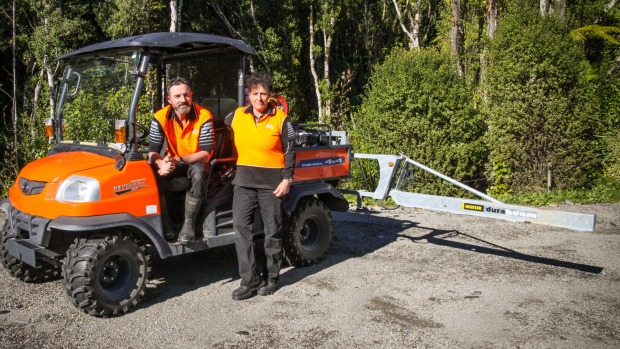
[99,253,138,298]
[299,216,323,249]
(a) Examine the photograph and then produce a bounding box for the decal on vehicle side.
[114,178,147,195]
[297,157,346,168]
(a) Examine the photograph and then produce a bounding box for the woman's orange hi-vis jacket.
[226,105,295,189]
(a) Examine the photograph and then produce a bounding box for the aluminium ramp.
[352,154,596,232]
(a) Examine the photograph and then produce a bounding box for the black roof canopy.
[57,32,256,60]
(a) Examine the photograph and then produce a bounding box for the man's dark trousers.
[152,162,207,198]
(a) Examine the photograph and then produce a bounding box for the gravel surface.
[1,202,619,348]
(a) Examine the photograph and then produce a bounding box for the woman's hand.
[273,179,291,197]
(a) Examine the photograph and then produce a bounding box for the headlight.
[55,175,100,202]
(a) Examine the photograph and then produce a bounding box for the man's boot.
[160,194,176,241]
[178,194,202,244]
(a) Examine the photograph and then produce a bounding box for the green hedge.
[485,9,600,194]
[351,49,486,196]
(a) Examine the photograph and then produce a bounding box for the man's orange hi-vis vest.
[153,104,213,157]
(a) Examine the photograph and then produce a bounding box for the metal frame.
[348,154,596,232]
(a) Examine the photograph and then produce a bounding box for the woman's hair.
[246,72,272,92]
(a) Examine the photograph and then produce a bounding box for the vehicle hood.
[18,151,115,183]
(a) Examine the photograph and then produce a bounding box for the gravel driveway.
[1,202,619,348]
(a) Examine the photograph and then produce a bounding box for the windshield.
[55,50,152,145]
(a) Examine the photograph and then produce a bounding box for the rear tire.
[62,232,151,317]
[283,198,333,266]
[0,217,60,283]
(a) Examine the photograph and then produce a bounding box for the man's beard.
[175,104,191,115]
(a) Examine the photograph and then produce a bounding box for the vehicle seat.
[211,120,234,160]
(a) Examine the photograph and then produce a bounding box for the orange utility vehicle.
[0,33,351,317]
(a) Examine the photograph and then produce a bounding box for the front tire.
[283,198,333,266]
[62,233,151,317]
[0,217,60,282]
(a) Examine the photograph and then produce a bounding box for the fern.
[570,25,620,45]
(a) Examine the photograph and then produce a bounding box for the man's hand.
[158,155,177,176]
[273,179,291,198]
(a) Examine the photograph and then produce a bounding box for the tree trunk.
[412,11,421,50]
[605,0,619,12]
[210,2,267,72]
[540,0,548,16]
[32,54,56,120]
[309,5,323,122]
[487,0,498,39]
[597,0,618,23]
[481,0,498,103]
[32,69,42,119]
[555,0,567,19]
[322,14,334,120]
[212,4,246,41]
[170,0,183,32]
[248,0,268,70]
[12,0,18,167]
[169,0,176,32]
[178,0,183,31]
[608,53,620,75]
[391,0,421,50]
[168,0,182,79]
[46,59,56,119]
[450,0,464,76]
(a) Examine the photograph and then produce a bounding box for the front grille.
[9,207,50,241]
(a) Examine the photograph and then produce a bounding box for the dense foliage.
[485,7,599,193]
[606,130,620,180]
[351,49,486,196]
[1,0,619,200]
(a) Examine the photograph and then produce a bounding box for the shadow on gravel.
[137,246,240,308]
[136,209,602,311]
[278,210,419,288]
[403,227,604,274]
[329,210,602,275]
[137,210,413,309]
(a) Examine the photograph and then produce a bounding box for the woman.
[225,72,295,300]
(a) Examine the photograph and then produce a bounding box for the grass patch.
[492,178,620,206]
